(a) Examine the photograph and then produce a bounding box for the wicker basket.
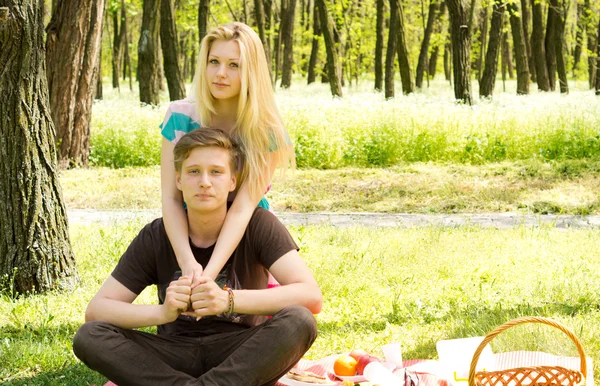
[468,317,587,386]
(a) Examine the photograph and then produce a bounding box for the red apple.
[356,355,382,375]
[349,349,369,363]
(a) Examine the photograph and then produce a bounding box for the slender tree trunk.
[586,0,596,88]
[531,0,549,90]
[316,0,342,96]
[46,0,106,168]
[281,0,297,88]
[96,44,103,99]
[111,8,123,90]
[508,1,529,94]
[502,26,514,78]
[385,0,400,98]
[274,0,286,87]
[520,0,535,82]
[374,0,385,90]
[429,1,446,78]
[416,0,439,88]
[544,0,557,91]
[264,0,274,77]
[254,0,271,77]
[160,0,186,100]
[444,40,451,80]
[0,1,78,294]
[198,0,210,44]
[138,0,161,105]
[573,3,584,76]
[393,0,414,94]
[596,19,600,95]
[307,0,321,84]
[550,0,568,93]
[480,0,505,97]
[446,0,472,103]
[475,3,488,83]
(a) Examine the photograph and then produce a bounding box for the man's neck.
[186,207,227,248]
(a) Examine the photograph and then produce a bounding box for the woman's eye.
[229,62,239,68]
[209,59,218,65]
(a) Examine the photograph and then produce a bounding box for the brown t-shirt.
[111,207,298,337]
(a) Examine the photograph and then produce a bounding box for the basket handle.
[467,317,587,386]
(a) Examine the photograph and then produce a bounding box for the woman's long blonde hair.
[192,22,293,198]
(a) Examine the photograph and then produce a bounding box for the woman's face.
[206,39,242,102]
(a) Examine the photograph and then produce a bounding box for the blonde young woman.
[160,22,292,286]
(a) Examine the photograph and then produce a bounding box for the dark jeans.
[73,306,317,386]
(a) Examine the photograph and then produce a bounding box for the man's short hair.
[173,128,240,173]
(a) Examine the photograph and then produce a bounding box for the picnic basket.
[468,317,587,386]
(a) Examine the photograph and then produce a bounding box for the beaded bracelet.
[223,285,235,317]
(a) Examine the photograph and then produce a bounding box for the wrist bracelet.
[223,285,235,317]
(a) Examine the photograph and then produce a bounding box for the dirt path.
[67,209,600,229]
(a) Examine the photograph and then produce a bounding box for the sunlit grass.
[1,222,599,384]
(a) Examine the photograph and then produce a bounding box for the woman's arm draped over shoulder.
[161,138,204,284]
[202,151,279,279]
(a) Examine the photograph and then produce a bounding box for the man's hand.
[189,277,229,317]
[162,276,192,322]
[181,260,204,288]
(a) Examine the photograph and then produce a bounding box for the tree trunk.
[138,0,161,105]
[160,0,186,100]
[264,0,274,76]
[479,0,505,98]
[508,1,529,94]
[586,0,596,88]
[501,26,514,78]
[550,0,568,93]
[394,0,414,94]
[596,19,600,95]
[475,3,488,82]
[96,44,103,99]
[198,0,210,44]
[121,1,133,91]
[45,0,105,169]
[544,0,556,91]
[385,0,400,99]
[111,7,123,90]
[573,3,584,77]
[446,0,472,103]
[531,0,549,90]
[280,0,297,88]
[520,0,535,82]
[274,0,285,86]
[316,0,342,96]
[374,0,385,90]
[307,0,321,84]
[416,0,439,88]
[429,1,446,78]
[444,41,451,81]
[0,1,78,294]
[254,0,271,77]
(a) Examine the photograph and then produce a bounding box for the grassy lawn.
[1,222,599,384]
[60,159,600,214]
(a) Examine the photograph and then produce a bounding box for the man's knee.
[276,306,318,344]
[73,321,113,362]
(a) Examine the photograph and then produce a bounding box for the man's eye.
[212,170,223,174]
[189,169,199,174]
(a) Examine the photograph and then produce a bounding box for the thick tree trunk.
[520,0,535,82]
[280,0,297,88]
[416,0,439,88]
[45,0,105,168]
[446,0,472,103]
[198,0,210,43]
[0,1,78,294]
[374,0,385,90]
[550,0,568,93]
[385,0,400,98]
[544,0,556,91]
[316,0,342,96]
[307,0,321,84]
[138,0,161,105]
[394,0,414,94]
[531,0,549,90]
[479,0,504,98]
[508,1,529,94]
[160,0,186,100]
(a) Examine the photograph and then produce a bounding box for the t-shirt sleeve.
[268,126,293,152]
[111,221,162,295]
[246,208,299,269]
[160,100,201,143]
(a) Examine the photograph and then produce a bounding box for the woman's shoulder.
[160,98,201,142]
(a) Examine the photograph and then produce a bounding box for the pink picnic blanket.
[103,351,594,386]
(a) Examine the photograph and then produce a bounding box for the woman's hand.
[181,260,204,288]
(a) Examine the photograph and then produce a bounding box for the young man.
[73,129,322,386]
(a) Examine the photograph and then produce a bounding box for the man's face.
[176,146,236,213]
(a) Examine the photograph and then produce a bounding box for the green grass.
[89,80,600,169]
[59,159,600,214]
[1,222,600,384]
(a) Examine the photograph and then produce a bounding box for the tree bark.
[586,0,596,88]
[446,0,472,103]
[544,0,556,91]
[501,26,514,79]
[475,3,488,82]
[531,0,549,90]
[393,0,414,94]
[45,0,105,168]
[307,0,321,84]
[428,1,446,78]
[198,0,210,44]
[520,0,535,82]
[416,0,439,88]
[280,0,297,88]
[0,1,78,294]
[479,0,504,98]
[550,0,568,93]
[572,3,584,77]
[111,6,124,90]
[385,0,400,98]
[508,1,529,94]
[274,0,285,86]
[138,0,161,105]
[596,19,600,95]
[254,0,271,76]
[96,43,103,99]
[160,0,186,101]
[316,0,342,96]
[374,0,385,90]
